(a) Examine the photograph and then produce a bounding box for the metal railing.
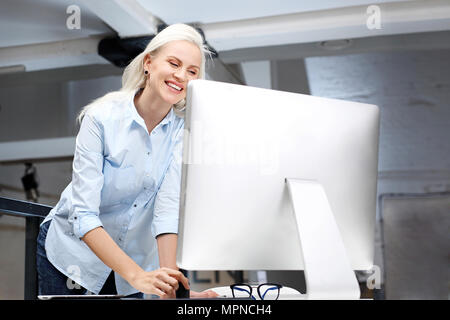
[0,196,52,300]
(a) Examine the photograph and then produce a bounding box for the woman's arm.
[156,233,218,298]
[156,233,178,269]
[82,227,189,297]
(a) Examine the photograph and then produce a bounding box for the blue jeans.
[36,219,143,298]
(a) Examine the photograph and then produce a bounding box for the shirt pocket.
[101,164,137,206]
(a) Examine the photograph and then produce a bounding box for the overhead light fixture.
[0,64,26,75]
[318,39,353,51]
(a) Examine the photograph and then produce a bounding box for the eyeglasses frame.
[229,283,283,300]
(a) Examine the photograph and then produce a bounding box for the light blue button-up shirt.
[42,90,184,295]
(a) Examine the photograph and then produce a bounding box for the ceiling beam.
[201,0,450,52]
[79,0,162,37]
[219,30,450,64]
[0,36,108,73]
[0,0,163,73]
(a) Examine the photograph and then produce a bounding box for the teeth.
[167,82,182,91]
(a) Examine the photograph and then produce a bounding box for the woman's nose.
[174,69,187,81]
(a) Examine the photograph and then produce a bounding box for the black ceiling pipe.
[98,24,218,68]
[98,35,155,68]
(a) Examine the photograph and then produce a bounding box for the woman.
[37,24,217,298]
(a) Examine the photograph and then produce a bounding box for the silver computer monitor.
[177,79,380,276]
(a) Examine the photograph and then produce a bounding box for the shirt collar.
[128,89,175,129]
[160,107,174,126]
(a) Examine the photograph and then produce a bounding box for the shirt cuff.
[151,220,178,239]
[73,212,104,240]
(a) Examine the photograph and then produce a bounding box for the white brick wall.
[305,50,450,288]
[305,50,450,196]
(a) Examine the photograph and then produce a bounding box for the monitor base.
[286,179,360,299]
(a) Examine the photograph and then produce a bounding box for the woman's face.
[144,40,202,106]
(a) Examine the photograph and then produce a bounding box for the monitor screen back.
[177,79,379,271]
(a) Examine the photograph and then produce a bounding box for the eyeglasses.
[230,283,283,300]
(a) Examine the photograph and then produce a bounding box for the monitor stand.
[285,179,361,299]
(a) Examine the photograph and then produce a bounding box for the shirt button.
[147,152,150,155]
[134,204,137,207]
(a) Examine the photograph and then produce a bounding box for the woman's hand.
[128,267,189,298]
[190,289,220,298]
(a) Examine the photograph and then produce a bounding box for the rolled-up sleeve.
[151,128,184,238]
[70,114,105,239]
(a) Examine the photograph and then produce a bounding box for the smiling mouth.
[165,81,183,92]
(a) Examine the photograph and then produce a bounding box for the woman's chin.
[165,96,185,106]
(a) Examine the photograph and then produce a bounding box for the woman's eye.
[189,70,197,75]
[170,61,178,67]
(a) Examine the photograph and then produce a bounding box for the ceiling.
[0,0,449,72]
[136,0,404,25]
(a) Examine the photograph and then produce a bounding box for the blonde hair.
[77,23,211,123]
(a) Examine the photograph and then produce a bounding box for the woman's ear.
[143,53,152,71]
